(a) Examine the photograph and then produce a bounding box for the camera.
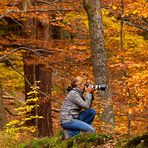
[85,82,107,91]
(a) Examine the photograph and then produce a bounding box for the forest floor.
[9,132,148,148]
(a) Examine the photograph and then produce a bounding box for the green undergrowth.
[10,132,148,148]
[16,132,112,148]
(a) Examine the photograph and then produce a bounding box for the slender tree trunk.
[0,81,7,129]
[84,0,114,131]
[120,0,131,138]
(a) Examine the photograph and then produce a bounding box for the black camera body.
[85,83,107,91]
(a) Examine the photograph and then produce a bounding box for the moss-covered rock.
[66,133,112,148]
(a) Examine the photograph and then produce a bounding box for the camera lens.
[98,84,107,91]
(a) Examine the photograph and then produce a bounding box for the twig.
[4,107,18,116]
[123,20,148,32]
[2,95,15,100]
[52,108,60,113]
[7,60,62,105]
[0,8,74,20]
[10,17,24,28]
[8,60,33,87]
[0,47,52,61]
[0,2,16,20]
[34,0,61,5]
[34,0,79,5]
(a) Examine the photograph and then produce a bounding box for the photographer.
[60,76,96,139]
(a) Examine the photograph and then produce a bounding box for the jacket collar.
[73,87,84,96]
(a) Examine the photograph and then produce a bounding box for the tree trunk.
[0,81,7,129]
[23,58,53,137]
[23,53,36,126]
[84,0,114,131]
[36,64,53,137]
[22,0,37,126]
[22,0,53,137]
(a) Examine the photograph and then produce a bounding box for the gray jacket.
[60,87,93,124]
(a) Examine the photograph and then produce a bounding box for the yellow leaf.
[133,10,138,14]
[112,6,117,10]
[110,16,116,21]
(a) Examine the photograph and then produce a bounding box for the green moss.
[16,133,111,148]
[16,143,26,148]
[64,133,112,148]
[13,132,148,148]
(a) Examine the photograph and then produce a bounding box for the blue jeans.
[61,108,96,138]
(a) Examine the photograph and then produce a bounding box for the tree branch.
[6,60,62,105]
[51,108,60,113]
[10,17,24,28]
[0,8,74,20]
[34,0,79,5]
[123,20,148,32]
[2,95,15,100]
[11,9,74,13]
[0,47,53,61]
[101,6,148,32]
[0,2,17,20]
[4,107,18,116]
[34,0,61,5]
[0,47,61,105]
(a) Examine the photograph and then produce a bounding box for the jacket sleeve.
[71,91,93,109]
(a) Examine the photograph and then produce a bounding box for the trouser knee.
[87,126,95,133]
[89,108,96,117]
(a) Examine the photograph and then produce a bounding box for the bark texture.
[84,0,114,131]
[0,82,6,129]
[22,0,53,137]
[36,64,52,137]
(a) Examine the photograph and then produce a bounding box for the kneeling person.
[60,76,96,139]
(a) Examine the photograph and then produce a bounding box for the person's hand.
[85,84,94,93]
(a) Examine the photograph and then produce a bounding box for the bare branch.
[6,60,62,105]
[0,47,61,105]
[2,95,15,100]
[34,0,79,5]
[0,8,73,20]
[10,17,24,28]
[51,97,62,105]
[0,47,53,61]
[4,107,18,116]
[123,20,148,32]
[11,8,74,13]
[101,5,148,32]
[34,0,61,5]
[0,0,80,20]
[0,2,16,20]
[8,59,33,86]
[51,108,60,113]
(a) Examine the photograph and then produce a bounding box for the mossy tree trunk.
[83,0,114,131]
